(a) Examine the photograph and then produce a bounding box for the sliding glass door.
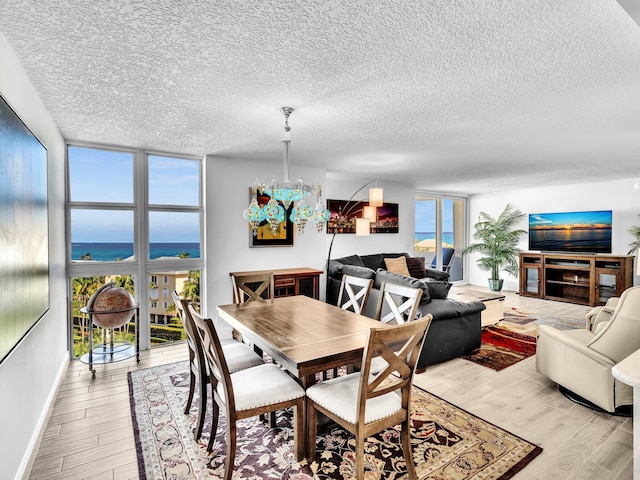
[415,194,467,282]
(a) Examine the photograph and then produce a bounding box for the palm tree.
[628,215,640,254]
[182,270,200,303]
[462,204,526,291]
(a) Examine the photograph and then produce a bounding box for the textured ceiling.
[1,0,640,194]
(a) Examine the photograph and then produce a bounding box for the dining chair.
[368,281,424,375]
[188,305,305,478]
[231,272,275,303]
[327,274,375,379]
[172,291,263,441]
[375,281,423,325]
[306,315,433,480]
[337,274,374,315]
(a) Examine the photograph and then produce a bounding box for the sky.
[415,198,454,232]
[529,210,612,228]
[68,147,200,242]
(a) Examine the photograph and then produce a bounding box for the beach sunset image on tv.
[528,210,612,253]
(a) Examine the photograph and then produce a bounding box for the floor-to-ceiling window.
[66,144,203,358]
[415,193,467,282]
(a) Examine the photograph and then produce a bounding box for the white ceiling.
[1,0,640,194]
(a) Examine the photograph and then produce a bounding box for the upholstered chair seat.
[218,363,306,411]
[306,374,402,424]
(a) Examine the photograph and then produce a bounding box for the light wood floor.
[27,288,633,480]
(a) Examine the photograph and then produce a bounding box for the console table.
[519,252,634,306]
[229,267,323,300]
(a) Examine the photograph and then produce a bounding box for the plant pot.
[488,278,504,291]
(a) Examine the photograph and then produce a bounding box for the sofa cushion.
[426,281,453,299]
[384,256,410,276]
[335,254,366,267]
[424,268,450,281]
[406,256,426,279]
[374,269,431,304]
[361,253,386,271]
[341,264,376,280]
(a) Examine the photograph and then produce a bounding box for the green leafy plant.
[628,215,640,254]
[462,204,526,290]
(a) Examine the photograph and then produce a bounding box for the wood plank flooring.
[27,288,633,479]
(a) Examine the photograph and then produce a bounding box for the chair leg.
[293,401,304,461]
[184,367,196,414]
[355,433,365,480]
[207,401,220,452]
[306,400,317,461]
[401,418,417,479]
[223,420,237,480]
[194,373,207,441]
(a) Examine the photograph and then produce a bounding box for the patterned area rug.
[462,321,538,371]
[129,361,542,479]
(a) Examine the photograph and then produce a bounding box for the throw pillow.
[426,281,453,299]
[406,256,426,279]
[384,256,410,276]
[341,264,376,280]
[361,253,386,271]
[374,269,431,304]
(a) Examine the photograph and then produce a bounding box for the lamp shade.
[363,206,377,221]
[369,187,383,207]
[355,218,370,236]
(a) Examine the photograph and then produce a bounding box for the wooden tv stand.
[519,252,634,307]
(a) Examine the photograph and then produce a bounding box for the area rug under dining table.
[128,361,541,479]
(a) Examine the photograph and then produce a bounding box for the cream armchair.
[536,286,640,413]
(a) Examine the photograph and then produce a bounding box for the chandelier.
[244,107,330,236]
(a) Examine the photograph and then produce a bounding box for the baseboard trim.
[18,354,69,480]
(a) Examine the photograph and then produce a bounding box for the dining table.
[216,294,383,389]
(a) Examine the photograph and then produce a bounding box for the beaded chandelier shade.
[244,107,330,236]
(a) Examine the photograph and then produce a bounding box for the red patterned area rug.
[463,321,538,371]
[129,361,542,479]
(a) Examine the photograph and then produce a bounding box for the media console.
[519,252,634,306]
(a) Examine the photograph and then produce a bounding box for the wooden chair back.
[172,291,200,354]
[231,272,275,303]
[375,282,423,325]
[359,315,433,416]
[337,274,374,315]
[172,291,209,439]
[188,304,234,402]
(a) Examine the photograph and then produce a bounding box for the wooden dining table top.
[216,295,383,386]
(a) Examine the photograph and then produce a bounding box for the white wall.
[0,33,67,480]
[203,161,416,334]
[468,178,640,292]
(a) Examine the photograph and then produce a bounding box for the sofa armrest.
[423,268,450,281]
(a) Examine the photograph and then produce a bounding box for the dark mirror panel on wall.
[0,94,49,364]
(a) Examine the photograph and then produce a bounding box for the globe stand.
[80,305,140,375]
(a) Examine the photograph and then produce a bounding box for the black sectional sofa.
[327,252,485,370]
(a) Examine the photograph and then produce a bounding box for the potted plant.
[462,203,526,291]
[628,215,640,254]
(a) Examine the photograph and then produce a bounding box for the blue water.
[415,232,455,245]
[72,242,200,261]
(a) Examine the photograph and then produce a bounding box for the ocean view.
[72,242,200,261]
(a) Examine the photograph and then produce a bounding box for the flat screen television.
[528,210,612,253]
